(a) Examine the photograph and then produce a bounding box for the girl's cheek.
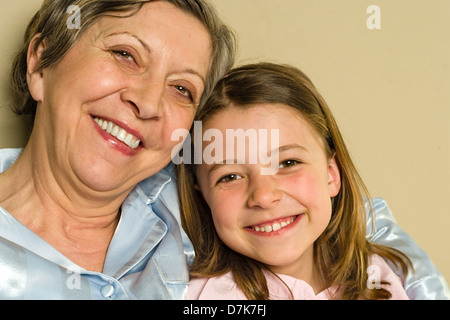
[210,192,241,220]
[284,172,323,199]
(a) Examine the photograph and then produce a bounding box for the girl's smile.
[245,213,302,236]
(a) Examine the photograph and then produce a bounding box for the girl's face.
[196,104,341,280]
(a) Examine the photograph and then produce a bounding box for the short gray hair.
[10,0,236,119]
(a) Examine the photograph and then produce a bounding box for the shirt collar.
[0,148,22,173]
[134,166,173,205]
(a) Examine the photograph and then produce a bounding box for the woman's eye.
[279,160,300,169]
[218,174,242,183]
[112,50,136,63]
[174,85,194,101]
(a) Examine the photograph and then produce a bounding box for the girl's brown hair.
[178,62,412,300]
[11,0,236,120]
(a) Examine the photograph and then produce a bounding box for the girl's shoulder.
[186,271,336,300]
[185,254,409,300]
[368,254,409,300]
[186,272,247,300]
[267,272,335,300]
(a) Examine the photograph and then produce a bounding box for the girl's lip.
[245,214,303,236]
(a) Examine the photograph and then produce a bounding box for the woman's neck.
[0,144,124,272]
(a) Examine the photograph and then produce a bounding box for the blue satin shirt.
[0,148,194,299]
[0,148,448,299]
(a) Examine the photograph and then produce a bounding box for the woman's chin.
[69,159,138,194]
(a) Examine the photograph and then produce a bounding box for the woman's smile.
[94,117,142,150]
[91,116,143,157]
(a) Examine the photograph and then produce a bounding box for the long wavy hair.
[177,62,412,300]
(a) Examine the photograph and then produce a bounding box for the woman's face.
[196,104,341,279]
[29,2,212,193]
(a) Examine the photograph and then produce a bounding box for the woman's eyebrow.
[179,68,206,85]
[106,32,206,84]
[106,31,151,53]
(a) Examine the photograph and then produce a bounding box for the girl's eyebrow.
[205,144,309,174]
[276,143,309,154]
[206,160,237,175]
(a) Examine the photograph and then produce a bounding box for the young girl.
[177,63,412,300]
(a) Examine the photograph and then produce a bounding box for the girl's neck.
[269,245,327,294]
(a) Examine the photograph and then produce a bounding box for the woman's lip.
[90,114,145,147]
[91,116,143,156]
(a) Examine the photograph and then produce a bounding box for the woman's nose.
[247,176,282,209]
[121,75,165,120]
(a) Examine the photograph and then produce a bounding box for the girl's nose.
[247,176,282,209]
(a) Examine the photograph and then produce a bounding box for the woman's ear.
[328,154,341,197]
[26,34,46,102]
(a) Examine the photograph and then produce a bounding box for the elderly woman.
[0,0,234,299]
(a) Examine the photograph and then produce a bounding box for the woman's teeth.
[94,117,141,149]
[251,216,297,233]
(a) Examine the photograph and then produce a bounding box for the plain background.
[0,0,448,284]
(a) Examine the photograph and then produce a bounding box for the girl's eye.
[218,174,242,183]
[279,160,300,169]
[174,85,194,101]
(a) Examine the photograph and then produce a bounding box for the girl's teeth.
[94,117,141,149]
[252,216,296,233]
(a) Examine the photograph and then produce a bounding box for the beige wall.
[0,0,449,283]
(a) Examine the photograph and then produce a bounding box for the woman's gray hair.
[10,0,236,119]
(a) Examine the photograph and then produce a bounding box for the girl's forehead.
[203,103,310,131]
[201,103,327,151]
